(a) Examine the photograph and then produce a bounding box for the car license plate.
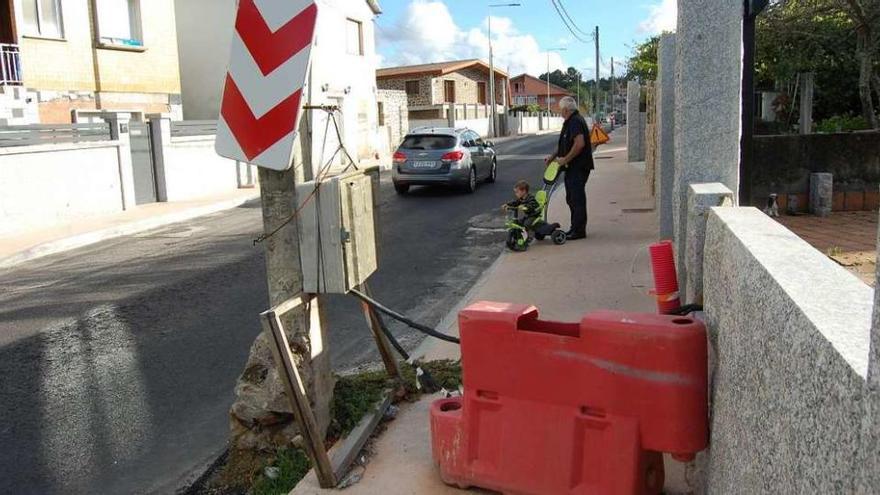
[412,161,436,169]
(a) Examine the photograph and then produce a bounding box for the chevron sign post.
[215,0,318,171]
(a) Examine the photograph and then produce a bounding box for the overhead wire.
[554,0,592,38]
[548,0,590,44]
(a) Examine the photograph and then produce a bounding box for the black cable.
[668,304,704,316]
[549,0,590,43]
[349,288,461,345]
[555,0,592,37]
[367,306,443,393]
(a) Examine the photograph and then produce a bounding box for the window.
[377,102,385,126]
[405,80,419,96]
[443,80,455,103]
[400,135,456,150]
[95,0,143,47]
[477,82,487,104]
[22,0,64,39]
[345,18,363,56]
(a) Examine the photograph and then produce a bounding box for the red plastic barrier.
[649,241,681,314]
[431,302,708,495]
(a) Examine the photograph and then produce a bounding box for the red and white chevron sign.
[215,0,318,171]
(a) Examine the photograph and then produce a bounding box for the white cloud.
[377,0,567,76]
[638,0,677,34]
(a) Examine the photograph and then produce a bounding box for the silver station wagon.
[391,127,498,194]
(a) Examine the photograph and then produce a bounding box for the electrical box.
[297,169,378,294]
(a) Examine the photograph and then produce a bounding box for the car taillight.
[441,150,464,162]
[393,151,407,163]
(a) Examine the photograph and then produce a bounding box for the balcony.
[0,43,22,86]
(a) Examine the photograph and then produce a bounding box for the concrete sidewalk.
[0,188,259,268]
[292,130,682,494]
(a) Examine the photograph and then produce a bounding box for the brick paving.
[776,211,877,286]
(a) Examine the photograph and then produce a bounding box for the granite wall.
[697,206,879,493]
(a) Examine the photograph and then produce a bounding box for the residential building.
[0,0,183,124]
[376,59,508,121]
[174,0,394,172]
[510,73,573,110]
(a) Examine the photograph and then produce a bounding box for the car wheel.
[464,167,477,194]
[394,183,410,195]
[486,159,497,183]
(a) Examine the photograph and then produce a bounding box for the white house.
[173,0,388,174]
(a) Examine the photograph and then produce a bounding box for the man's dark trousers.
[564,166,590,234]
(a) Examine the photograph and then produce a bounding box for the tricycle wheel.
[551,229,567,245]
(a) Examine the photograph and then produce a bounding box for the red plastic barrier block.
[431,302,708,495]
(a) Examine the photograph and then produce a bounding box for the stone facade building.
[377,89,408,149]
[376,59,508,120]
[0,0,183,123]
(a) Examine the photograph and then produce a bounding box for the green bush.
[816,114,871,133]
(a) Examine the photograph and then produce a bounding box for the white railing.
[0,43,22,86]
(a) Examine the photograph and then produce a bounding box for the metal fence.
[170,120,217,138]
[0,123,112,147]
[0,44,22,86]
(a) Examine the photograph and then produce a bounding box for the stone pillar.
[799,72,814,135]
[446,103,455,128]
[761,91,778,122]
[673,0,744,295]
[685,183,734,305]
[103,112,136,210]
[147,116,171,202]
[638,112,647,161]
[657,33,677,240]
[809,172,833,217]
[627,81,642,162]
[871,188,880,391]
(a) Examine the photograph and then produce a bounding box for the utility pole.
[488,3,520,137]
[610,56,616,129]
[594,25,600,122]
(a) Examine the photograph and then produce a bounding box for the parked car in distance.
[391,127,497,194]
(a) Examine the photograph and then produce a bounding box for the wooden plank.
[261,310,337,488]
[358,283,400,378]
[329,390,392,480]
[271,293,311,317]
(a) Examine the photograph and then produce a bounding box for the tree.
[624,35,660,82]
[757,0,879,127]
[838,0,879,128]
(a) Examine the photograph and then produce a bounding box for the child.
[502,180,541,229]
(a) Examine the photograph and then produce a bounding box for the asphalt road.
[0,133,559,494]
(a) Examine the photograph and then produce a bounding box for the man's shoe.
[566,231,586,240]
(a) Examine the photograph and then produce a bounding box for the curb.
[0,194,260,269]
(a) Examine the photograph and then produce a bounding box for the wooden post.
[358,283,401,378]
[262,307,336,487]
[257,118,334,438]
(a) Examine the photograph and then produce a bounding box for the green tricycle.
[504,161,567,252]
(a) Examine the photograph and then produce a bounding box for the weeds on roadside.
[214,360,462,495]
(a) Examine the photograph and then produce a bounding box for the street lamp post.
[488,3,520,137]
[545,47,566,114]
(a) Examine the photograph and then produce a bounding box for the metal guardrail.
[0,43,22,86]
[170,120,217,137]
[0,123,112,147]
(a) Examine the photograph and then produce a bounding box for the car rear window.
[400,135,456,150]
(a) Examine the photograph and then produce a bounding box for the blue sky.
[374,0,676,78]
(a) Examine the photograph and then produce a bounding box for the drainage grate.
[621,208,654,214]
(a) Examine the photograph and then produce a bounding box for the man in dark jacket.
[544,96,594,240]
